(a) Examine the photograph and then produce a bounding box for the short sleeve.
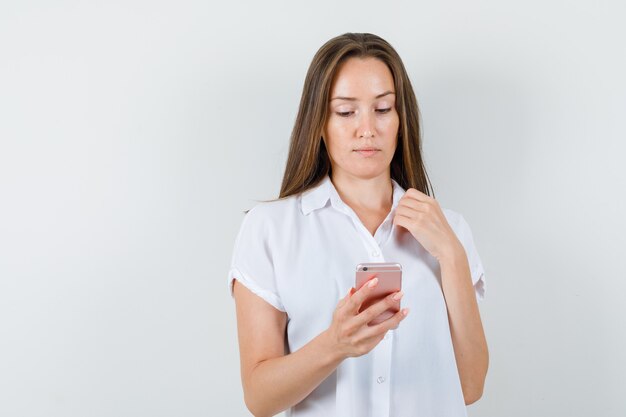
[455,214,487,303]
[227,205,286,312]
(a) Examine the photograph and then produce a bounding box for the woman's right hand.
[325,277,409,359]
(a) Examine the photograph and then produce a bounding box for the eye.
[376,108,392,114]
[336,111,353,117]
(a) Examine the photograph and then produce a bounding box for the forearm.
[439,247,489,404]
[245,330,344,417]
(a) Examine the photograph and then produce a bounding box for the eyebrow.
[330,91,395,101]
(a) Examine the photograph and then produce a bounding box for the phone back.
[355,262,402,325]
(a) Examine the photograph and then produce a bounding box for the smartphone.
[355,262,402,326]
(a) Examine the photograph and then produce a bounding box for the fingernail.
[402,308,410,317]
[392,291,404,301]
[368,278,378,288]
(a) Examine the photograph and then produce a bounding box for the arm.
[391,188,489,405]
[439,246,489,405]
[232,276,408,416]
[233,279,344,417]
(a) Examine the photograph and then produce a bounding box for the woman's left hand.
[392,188,464,264]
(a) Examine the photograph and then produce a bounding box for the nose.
[358,111,375,138]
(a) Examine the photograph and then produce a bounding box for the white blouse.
[228,174,486,417]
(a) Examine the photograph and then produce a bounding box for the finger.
[397,197,429,213]
[394,206,422,223]
[347,276,379,314]
[352,290,404,329]
[337,287,354,308]
[355,330,386,349]
[385,307,410,330]
[393,213,416,230]
[404,188,434,203]
[360,307,410,339]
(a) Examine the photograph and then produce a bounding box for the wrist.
[318,329,348,364]
[437,242,468,268]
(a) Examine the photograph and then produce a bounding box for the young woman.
[228,32,488,417]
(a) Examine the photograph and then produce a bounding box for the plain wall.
[1,1,625,416]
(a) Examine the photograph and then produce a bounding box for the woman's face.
[323,57,400,180]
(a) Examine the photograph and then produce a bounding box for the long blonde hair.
[258,32,435,208]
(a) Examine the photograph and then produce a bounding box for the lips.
[354,148,380,156]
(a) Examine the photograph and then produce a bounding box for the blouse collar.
[300,173,406,216]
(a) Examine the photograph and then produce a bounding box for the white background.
[1,1,625,416]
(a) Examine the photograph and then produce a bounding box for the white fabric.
[228,174,486,417]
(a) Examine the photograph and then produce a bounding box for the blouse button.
[377,376,385,384]
[372,250,380,257]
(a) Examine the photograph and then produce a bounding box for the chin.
[347,166,390,179]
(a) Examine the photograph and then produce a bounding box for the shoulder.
[441,206,477,242]
[242,195,301,227]
[441,206,482,258]
[441,207,466,230]
[232,195,301,255]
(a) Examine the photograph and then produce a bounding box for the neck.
[330,171,393,212]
